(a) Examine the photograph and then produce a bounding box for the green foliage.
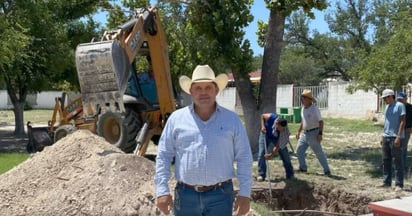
[349,3,412,92]
[252,55,263,71]
[264,0,327,18]
[285,0,370,82]
[0,153,29,175]
[0,0,107,135]
[186,0,254,75]
[279,46,324,85]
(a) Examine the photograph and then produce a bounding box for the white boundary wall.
[323,82,378,118]
[276,84,294,108]
[0,90,62,109]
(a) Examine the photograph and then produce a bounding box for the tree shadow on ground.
[0,130,27,153]
[327,146,382,178]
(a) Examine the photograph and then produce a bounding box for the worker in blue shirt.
[379,89,405,191]
[257,112,278,181]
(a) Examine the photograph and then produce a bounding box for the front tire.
[54,124,77,143]
[97,111,125,149]
[96,109,141,153]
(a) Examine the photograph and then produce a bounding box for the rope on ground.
[269,209,355,216]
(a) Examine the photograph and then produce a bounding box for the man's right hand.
[156,195,173,215]
[261,127,266,133]
[295,132,300,139]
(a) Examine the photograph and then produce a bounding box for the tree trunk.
[259,10,285,111]
[235,75,261,158]
[5,77,28,137]
[13,101,25,136]
[235,10,286,158]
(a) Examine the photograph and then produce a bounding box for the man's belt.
[178,179,232,192]
[305,127,319,132]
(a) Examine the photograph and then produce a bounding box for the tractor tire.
[54,125,77,143]
[96,109,141,153]
[97,111,125,149]
[122,108,142,153]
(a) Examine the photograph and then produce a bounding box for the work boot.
[394,186,403,192]
[376,183,390,188]
[256,176,265,182]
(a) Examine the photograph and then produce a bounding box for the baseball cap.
[397,92,407,100]
[381,89,394,98]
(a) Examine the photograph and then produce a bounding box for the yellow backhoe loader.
[27,7,178,156]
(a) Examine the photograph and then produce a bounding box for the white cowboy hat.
[179,65,228,95]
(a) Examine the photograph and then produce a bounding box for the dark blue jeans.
[278,146,295,179]
[382,137,404,187]
[257,132,294,179]
[401,131,410,171]
[173,181,234,216]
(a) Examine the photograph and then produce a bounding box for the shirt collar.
[189,103,221,113]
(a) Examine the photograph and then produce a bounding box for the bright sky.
[246,1,334,56]
[94,1,335,56]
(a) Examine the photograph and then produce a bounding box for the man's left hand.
[264,153,274,160]
[394,137,401,147]
[317,134,323,142]
[233,195,250,216]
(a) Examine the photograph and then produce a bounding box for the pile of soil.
[0,130,161,216]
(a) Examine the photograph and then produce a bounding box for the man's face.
[275,123,285,131]
[300,95,312,105]
[383,95,394,104]
[190,82,219,106]
[397,98,406,103]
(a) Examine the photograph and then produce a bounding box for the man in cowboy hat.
[295,89,331,176]
[154,65,253,216]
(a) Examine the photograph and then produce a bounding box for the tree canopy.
[0,0,105,135]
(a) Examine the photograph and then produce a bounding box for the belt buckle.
[194,185,204,192]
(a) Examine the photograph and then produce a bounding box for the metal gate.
[293,86,328,109]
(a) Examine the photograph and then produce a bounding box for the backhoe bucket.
[26,122,53,153]
[75,40,130,116]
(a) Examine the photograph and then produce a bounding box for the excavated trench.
[250,180,372,215]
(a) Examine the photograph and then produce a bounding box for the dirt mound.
[0,130,160,216]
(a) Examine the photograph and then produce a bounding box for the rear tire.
[122,108,142,153]
[54,125,77,143]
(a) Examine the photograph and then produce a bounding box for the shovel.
[263,137,273,208]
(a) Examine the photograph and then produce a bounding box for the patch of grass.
[325,117,383,132]
[251,201,272,215]
[0,153,29,175]
[286,117,383,134]
[0,109,54,125]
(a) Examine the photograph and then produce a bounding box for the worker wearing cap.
[379,89,405,191]
[396,92,412,174]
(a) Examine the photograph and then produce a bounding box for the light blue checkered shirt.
[154,104,253,198]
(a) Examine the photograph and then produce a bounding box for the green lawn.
[0,153,30,175]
